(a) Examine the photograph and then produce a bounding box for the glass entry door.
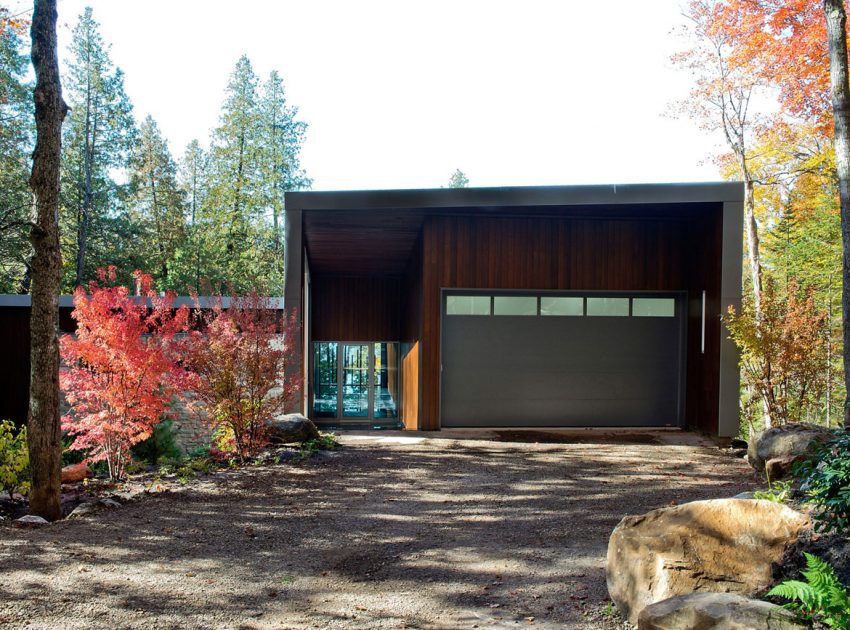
[312,342,399,422]
[342,344,370,417]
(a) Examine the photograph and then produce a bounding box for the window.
[586,297,629,316]
[540,296,583,316]
[632,298,675,317]
[312,342,338,418]
[373,343,399,418]
[446,295,491,315]
[494,296,537,316]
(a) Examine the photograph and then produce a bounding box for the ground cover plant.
[0,420,28,499]
[768,553,850,628]
[794,431,850,535]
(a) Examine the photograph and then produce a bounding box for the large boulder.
[637,593,806,630]
[747,423,833,478]
[61,462,91,484]
[606,499,810,624]
[266,413,320,444]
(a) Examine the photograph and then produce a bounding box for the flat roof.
[286,181,744,212]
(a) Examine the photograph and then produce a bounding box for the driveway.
[0,431,755,629]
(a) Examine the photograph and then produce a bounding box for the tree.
[60,7,135,290]
[0,8,33,292]
[823,0,850,428]
[171,139,209,292]
[60,268,189,480]
[27,0,67,521]
[183,291,302,461]
[446,169,469,188]
[127,116,186,286]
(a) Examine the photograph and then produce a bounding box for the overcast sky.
[21,0,724,190]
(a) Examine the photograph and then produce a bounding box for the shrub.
[60,267,190,480]
[794,431,850,535]
[0,421,28,499]
[767,553,850,628]
[182,291,302,462]
[131,419,182,465]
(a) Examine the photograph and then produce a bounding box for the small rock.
[732,491,755,499]
[14,515,49,527]
[67,502,104,519]
[99,498,121,509]
[637,592,806,629]
[730,438,748,450]
[747,423,833,477]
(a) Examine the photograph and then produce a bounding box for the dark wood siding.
[419,208,724,433]
[310,275,402,341]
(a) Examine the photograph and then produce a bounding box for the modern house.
[284,182,743,437]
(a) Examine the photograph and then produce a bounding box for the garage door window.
[586,297,629,316]
[446,295,491,315]
[632,297,675,317]
[540,296,583,316]
[494,296,537,316]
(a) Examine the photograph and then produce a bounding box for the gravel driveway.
[0,431,755,629]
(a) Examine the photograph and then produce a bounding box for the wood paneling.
[418,209,724,432]
[401,342,420,430]
[310,275,402,341]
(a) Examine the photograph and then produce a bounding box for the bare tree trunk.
[27,0,67,521]
[824,0,850,429]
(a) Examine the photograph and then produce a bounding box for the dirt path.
[0,433,756,629]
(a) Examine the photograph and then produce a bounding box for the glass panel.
[342,344,370,417]
[540,296,583,316]
[373,343,399,418]
[312,342,338,418]
[494,296,537,316]
[632,297,675,317]
[446,295,491,315]
[586,297,629,316]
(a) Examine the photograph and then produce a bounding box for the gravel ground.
[0,431,756,629]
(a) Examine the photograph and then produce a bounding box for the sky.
[18,0,725,191]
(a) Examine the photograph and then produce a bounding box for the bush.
[794,431,850,535]
[131,419,182,465]
[767,553,850,628]
[0,421,29,499]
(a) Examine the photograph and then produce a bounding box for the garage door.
[440,292,686,428]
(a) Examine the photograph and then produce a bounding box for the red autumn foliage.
[60,267,189,480]
[182,291,302,461]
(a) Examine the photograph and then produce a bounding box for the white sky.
[20,0,726,190]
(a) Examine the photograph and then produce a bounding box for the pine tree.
[171,139,210,292]
[60,7,136,291]
[127,115,186,287]
[0,12,33,292]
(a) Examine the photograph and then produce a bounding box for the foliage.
[299,432,338,458]
[446,169,469,188]
[767,553,850,628]
[130,419,182,466]
[60,268,189,480]
[182,291,302,461]
[752,468,792,503]
[794,431,850,535]
[725,278,828,429]
[0,420,28,498]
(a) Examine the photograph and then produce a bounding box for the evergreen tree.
[127,115,186,287]
[60,7,136,291]
[171,139,210,292]
[447,169,469,188]
[0,12,33,292]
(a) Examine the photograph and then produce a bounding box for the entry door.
[341,344,370,417]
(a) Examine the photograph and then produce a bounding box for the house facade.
[284,182,743,436]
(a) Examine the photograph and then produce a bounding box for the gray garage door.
[440,292,686,428]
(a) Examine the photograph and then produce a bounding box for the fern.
[767,553,850,628]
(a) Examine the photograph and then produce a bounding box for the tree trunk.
[27,0,67,521]
[824,0,850,429]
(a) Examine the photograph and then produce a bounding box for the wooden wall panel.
[311,275,401,341]
[418,210,723,432]
[401,342,420,430]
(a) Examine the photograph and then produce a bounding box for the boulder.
[14,514,49,527]
[66,502,101,520]
[637,593,806,630]
[747,423,833,478]
[61,462,92,484]
[266,414,319,444]
[606,499,810,624]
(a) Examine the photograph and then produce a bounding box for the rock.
[747,423,833,477]
[61,462,92,484]
[730,438,748,450]
[637,592,806,630]
[266,413,319,444]
[99,498,121,509]
[606,499,810,624]
[732,491,755,499]
[765,455,800,480]
[66,502,101,520]
[14,515,49,527]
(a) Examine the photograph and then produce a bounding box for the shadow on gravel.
[0,439,757,628]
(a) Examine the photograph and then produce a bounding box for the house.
[284,182,743,436]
